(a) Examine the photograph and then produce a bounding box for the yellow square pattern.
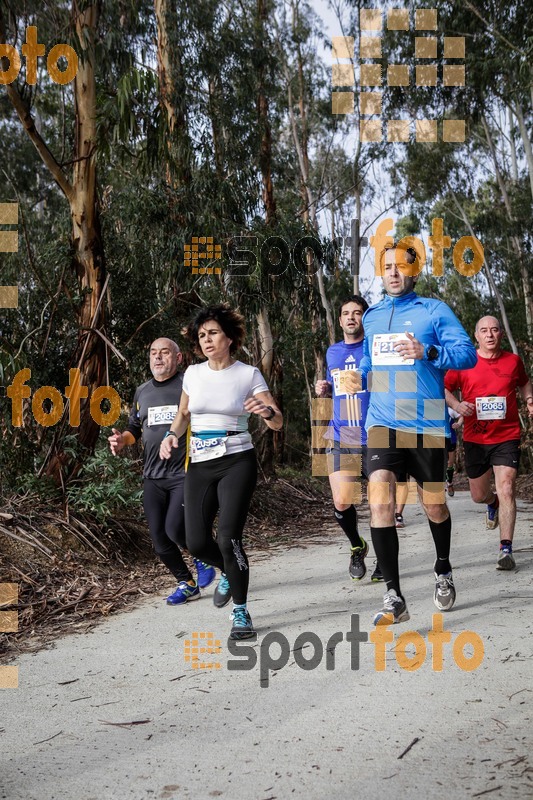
[360,92,382,115]
[0,287,18,308]
[0,583,18,606]
[360,120,382,141]
[332,64,354,86]
[388,65,409,86]
[387,120,410,142]
[416,119,438,142]
[443,65,465,86]
[332,36,354,59]
[332,92,354,114]
[360,64,382,86]
[312,398,333,422]
[387,9,409,30]
[360,9,382,30]
[360,37,382,58]
[444,37,465,58]
[415,37,437,58]
[0,666,18,689]
[443,120,465,142]
[415,9,437,29]
[0,203,18,224]
[416,65,438,86]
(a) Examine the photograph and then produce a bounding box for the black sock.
[446,466,454,483]
[334,505,363,548]
[429,516,452,573]
[370,526,401,596]
[488,494,499,509]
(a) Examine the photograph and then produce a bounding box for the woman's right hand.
[160,433,179,460]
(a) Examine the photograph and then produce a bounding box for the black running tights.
[143,475,192,583]
[184,449,257,605]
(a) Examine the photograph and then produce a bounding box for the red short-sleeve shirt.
[445,351,528,444]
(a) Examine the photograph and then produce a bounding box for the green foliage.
[66,443,143,522]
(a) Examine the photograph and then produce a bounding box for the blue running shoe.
[194,559,216,589]
[230,607,256,640]
[166,581,200,605]
[213,573,232,607]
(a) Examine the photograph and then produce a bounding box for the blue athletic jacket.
[359,292,477,436]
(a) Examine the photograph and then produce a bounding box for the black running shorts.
[326,442,368,478]
[463,439,520,479]
[366,427,446,485]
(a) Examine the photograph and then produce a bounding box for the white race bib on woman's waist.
[189,436,228,463]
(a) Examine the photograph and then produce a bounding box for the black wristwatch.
[264,405,276,420]
[426,345,439,362]
[164,430,178,439]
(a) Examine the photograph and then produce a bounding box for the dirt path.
[1,493,532,800]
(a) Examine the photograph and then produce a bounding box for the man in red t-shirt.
[445,316,533,570]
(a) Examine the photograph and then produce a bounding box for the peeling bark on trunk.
[154,0,192,187]
[1,2,108,482]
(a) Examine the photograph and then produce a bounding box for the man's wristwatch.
[264,406,276,420]
[426,345,439,362]
[164,430,178,439]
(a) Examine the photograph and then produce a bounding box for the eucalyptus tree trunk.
[2,1,107,482]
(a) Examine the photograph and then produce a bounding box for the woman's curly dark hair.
[185,303,246,357]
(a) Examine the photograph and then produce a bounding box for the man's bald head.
[475,316,500,335]
[149,338,182,381]
[475,316,503,357]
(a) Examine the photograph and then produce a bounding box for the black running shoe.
[230,607,256,640]
[371,562,384,582]
[349,537,368,580]
[213,573,232,607]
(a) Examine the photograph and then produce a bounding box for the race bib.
[372,333,414,365]
[331,368,361,396]
[147,405,178,426]
[189,435,228,463]
[476,396,507,420]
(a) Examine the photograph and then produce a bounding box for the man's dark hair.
[338,295,369,317]
[185,303,246,356]
[379,242,418,269]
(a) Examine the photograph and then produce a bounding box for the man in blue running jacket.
[357,244,477,625]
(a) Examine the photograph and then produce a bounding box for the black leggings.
[143,475,192,582]
[184,449,257,605]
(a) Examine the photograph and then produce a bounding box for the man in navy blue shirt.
[315,295,382,582]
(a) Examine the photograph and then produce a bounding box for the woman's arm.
[159,391,191,459]
[244,390,283,431]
